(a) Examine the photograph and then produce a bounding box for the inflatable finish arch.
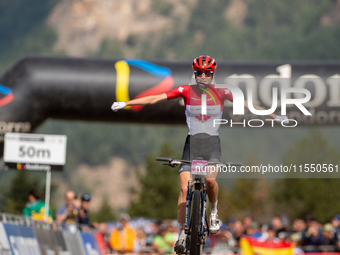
[1,55,340,157]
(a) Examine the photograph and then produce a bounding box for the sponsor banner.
[0,84,14,109]
[0,122,31,141]
[53,230,70,255]
[80,233,101,255]
[33,228,55,255]
[62,231,86,255]
[94,233,106,255]
[34,228,70,255]
[0,222,11,255]
[3,223,42,255]
[4,162,63,172]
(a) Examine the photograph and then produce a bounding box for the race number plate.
[191,160,208,176]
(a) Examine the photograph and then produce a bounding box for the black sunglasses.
[195,70,214,77]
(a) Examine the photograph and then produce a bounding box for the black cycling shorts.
[179,133,221,173]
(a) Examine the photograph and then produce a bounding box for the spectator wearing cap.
[109,213,136,253]
[330,215,340,251]
[78,193,95,227]
[323,223,336,246]
[226,220,235,234]
[332,215,340,237]
[23,189,53,222]
[245,221,261,238]
[289,233,304,254]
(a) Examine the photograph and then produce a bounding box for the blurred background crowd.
[19,188,340,254]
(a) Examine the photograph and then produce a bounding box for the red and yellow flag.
[240,236,294,255]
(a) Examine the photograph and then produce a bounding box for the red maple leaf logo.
[195,114,211,122]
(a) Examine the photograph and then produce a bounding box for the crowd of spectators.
[21,189,340,254]
[55,190,94,226]
[202,215,340,254]
[98,214,340,254]
[22,189,93,226]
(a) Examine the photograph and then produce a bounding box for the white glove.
[111,102,126,112]
[275,115,289,124]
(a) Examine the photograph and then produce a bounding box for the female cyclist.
[111,55,287,253]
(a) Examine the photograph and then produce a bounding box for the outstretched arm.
[111,93,167,111]
[126,93,167,106]
[244,100,277,119]
[244,100,288,123]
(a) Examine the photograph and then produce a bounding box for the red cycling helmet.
[192,55,217,71]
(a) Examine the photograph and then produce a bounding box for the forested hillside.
[0,0,58,72]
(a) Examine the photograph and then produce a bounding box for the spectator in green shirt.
[152,224,175,254]
[23,189,53,222]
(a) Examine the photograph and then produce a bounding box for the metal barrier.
[2,212,340,254]
[0,212,95,233]
[0,212,101,255]
[303,245,338,252]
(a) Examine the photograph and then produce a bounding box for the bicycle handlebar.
[156,157,173,162]
[156,157,242,166]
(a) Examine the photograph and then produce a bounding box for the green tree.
[218,152,272,222]
[128,144,180,219]
[0,0,58,73]
[223,178,271,222]
[89,195,117,222]
[3,171,40,214]
[271,129,340,222]
[2,171,57,215]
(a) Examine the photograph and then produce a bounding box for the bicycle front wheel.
[190,189,202,255]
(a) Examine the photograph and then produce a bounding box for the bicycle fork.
[184,180,192,234]
[200,185,207,236]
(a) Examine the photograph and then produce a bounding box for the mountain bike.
[156,157,242,255]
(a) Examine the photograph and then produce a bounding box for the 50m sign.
[4,133,67,171]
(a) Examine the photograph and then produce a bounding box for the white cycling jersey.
[166,85,233,136]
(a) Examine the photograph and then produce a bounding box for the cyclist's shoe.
[174,238,186,254]
[209,213,220,234]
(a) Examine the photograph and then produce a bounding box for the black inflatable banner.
[1,56,340,157]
